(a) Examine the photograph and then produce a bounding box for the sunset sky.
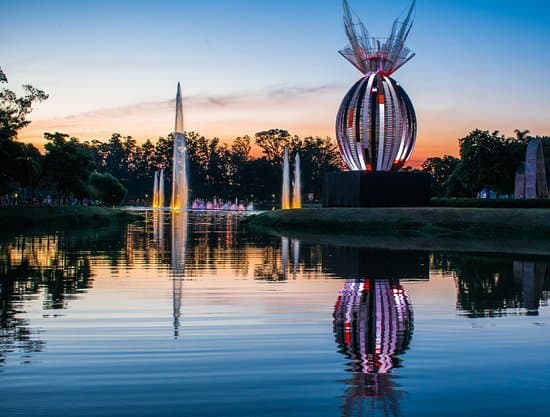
[2,0,549,165]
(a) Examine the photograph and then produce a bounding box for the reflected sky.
[0,212,549,416]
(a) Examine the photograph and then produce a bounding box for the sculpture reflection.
[328,246,421,417]
[433,253,550,317]
[334,278,413,417]
[514,261,548,315]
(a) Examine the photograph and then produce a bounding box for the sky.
[1,0,549,165]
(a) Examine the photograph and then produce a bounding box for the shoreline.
[244,207,550,239]
[0,206,142,231]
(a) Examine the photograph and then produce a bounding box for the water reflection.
[329,247,417,417]
[0,213,549,374]
[433,253,550,317]
[513,261,548,316]
[323,246,430,281]
[171,211,188,338]
[0,231,123,365]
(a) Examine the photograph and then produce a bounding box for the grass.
[431,198,550,208]
[244,207,550,238]
[0,206,143,231]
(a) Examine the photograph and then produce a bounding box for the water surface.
[1,211,548,417]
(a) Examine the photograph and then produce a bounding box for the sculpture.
[336,0,417,171]
[515,139,548,199]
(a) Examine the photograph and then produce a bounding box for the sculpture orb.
[336,73,417,171]
[336,0,418,172]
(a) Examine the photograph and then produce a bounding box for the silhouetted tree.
[43,132,95,203]
[0,67,48,196]
[0,66,48,141]
[89,173,127,206]
[422,155,460,197]
[255,129,300,164]
[442,130,525,197]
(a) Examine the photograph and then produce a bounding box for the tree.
[89,173,127,206]
[43,132,95,203]
[298,136,344,199]
[0,139,42,197]
[254,129,299,164]
[422,155,460,197]
[0,66,48,141]
[0,67,48,197]
[453,130,525,196]
[514,129,530,142]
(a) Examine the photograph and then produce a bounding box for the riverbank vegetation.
[245,208,550,238]
[0,206,141,231]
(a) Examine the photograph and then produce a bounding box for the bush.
[89,173,127,206]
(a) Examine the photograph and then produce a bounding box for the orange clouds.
[18,84,549,167]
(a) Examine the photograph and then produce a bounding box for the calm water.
[0,211,548,417]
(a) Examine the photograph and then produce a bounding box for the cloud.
[267,84,343,99]
[18,84,342,144]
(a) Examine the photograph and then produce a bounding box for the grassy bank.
[431,198,550,208]
[0,206,142,231]
[245,207,550,238]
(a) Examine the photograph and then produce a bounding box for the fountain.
[158,169,165,208]
[152,171,159,208]
[292,153,302,209]
[282,148,291,210]
[171,83,189,211]
[190,198,254,212]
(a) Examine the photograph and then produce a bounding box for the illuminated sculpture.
[336,0,417,171]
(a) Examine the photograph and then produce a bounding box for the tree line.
[422,129,550,198]
[1,66,343,206]
[2,66,548,205]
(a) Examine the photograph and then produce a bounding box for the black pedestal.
[323,171,431,208]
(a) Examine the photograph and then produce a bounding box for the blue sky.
[1,0,549,161]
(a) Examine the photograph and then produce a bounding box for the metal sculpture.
[515,139,548,199]
[336,0,417,171]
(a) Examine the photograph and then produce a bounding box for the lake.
[1,211,548,417]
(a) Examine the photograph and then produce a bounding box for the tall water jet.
[171,83,189,211]
[281,148,291,210]
[158,169,165,208]
[292,153,302,209]
[152,171,159,208]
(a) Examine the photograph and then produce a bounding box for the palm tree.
[514,129,531,142]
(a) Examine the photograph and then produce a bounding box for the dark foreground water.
[0,211,548,417]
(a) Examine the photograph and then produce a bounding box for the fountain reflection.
[171,211,188,338]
